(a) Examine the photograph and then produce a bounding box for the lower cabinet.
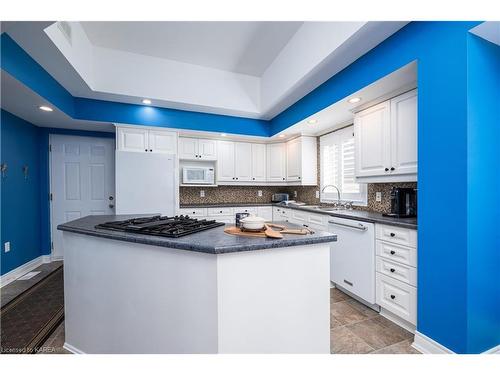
[376,274,417,325]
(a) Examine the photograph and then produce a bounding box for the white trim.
[379,307,416,334]
[412,331,454,354]
[63,342,85,354]
[0,255,51,287]
[482,345,500,354]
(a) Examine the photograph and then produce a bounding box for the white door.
[217,141,236,181]
[149,130,177,154]
[178,137,199,159]
[50,135,115,259]
[198,139,217,160]
[390,89,418,175]
[116,127,149,152]
[251,143,267,182]
[234,142,252,182]
[286,138,301,181]
[266,143,286,182]
[354,101,391,178]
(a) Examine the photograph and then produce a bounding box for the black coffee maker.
[383,187,417,218]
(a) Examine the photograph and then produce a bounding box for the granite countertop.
[57,215,337,255]
[179,203,417,229]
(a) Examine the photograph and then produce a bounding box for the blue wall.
[466,34,500,354]
[1,110,42,275]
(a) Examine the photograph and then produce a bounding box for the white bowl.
[240,215,266,230]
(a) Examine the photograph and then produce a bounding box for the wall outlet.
[4,241,11,253]
[376,192,382,202]
[200,190,205,198]
[257,190,262,197]
[316,191,320,199]
[294,191,297,198]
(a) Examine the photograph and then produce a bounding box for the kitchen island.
[58,215,336,354]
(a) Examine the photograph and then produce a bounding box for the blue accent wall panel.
[1,110,42,274]
[466,34,500,353]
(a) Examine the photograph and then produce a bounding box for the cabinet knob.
[150,149,152,152]
[390,250,396,255]
[390,233,395,237]
[282,178,285,180]
[390,268,395,273]
[385,168,389,171]
[145,149,148,152]
[390,295,396,300]
[390,167,395,171]
[236,177,238,180]
[252,178,255,180]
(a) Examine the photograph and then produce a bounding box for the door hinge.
[51,241,54,250]
[49,144,52,152]
[49,193,53,201]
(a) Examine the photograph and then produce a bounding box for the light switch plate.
[294,191,297,198]
[376,192,382,202]
[4,241,10,253]
[200,190,205,198]
[316,191,320,199]
[257,190,262,197]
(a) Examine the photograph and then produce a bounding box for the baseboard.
[379,308,416,334]
[63,342,85,354]
[412,331,454,354]
[0,255,52,287]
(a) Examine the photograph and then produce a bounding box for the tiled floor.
[2,267,419,354]
[330,288,419,354]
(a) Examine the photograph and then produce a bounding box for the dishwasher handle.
[328,220,368,231]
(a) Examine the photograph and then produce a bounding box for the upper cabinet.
[286,136,317,185]
[354,89,417,182]
[217,141,268,183]
[266,143,287,182]
[117,126,177,154]
[251,143,267,182]
[178,137,217,160]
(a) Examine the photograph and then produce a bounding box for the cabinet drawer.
[376,224,417,248]
[376,273,416,325]
[178,208,207,217]
[292,210,308,222]
[257,207,273,221]
[376,240,417,267]
[376,257,417,286]
[207,207,234,216]
[308,213,327,227]
[233,207,258,215]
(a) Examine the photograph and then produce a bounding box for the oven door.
[183,167,210,184]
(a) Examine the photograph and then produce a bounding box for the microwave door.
[185,168,205,184]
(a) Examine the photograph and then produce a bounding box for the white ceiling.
[80,21,303,76]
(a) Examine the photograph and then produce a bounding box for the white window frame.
[320,125,367,205]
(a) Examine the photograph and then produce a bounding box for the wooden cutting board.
[224,226,310,238]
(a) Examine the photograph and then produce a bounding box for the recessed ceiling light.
[142,99,152,105]
[348,97,361,104]
[39,106,53,112]
[307,119,318,124]
[220,133,227,137]
[278,134,285,138]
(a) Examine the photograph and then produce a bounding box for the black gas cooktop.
[95,215,225,238]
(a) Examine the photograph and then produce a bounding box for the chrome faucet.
[321,184,342,203]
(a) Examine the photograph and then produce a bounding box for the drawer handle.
[390,250,396,255]
[390,268,396,273]
[220,211,223,213]
[343,279,353,287]
[390,233,396,237]
[390,295,396,300]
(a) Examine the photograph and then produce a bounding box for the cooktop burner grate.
[95,215,225,238]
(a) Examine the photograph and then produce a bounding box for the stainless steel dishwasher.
[329,217,376,304]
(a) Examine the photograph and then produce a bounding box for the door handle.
[328,221,368,231]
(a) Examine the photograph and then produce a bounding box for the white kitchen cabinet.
[116,126,177,154]
[286,136,317,185]
[251,143,267,182]
[217,141,236,182]
[257,206,273,221]
[179,137,217,160]
[354,89,417,182]
[234,142,253,181]
[266,143,287,182]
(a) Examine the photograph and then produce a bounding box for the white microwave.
[182,166,215,185]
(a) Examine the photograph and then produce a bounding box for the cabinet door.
[149,130,177,154]
[198,139,217,160]
[286,138,301,181]
[266,143,286,182]
[354,101,391,178]
[390,90,417,175]
[117,127,149,152]
[178,137,199,160]
[251,143,267,182]
[217,141,236,182]
[234,142,252,181]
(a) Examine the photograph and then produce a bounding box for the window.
[320,125,367,204]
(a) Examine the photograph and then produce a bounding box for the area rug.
[0,265,64,354]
